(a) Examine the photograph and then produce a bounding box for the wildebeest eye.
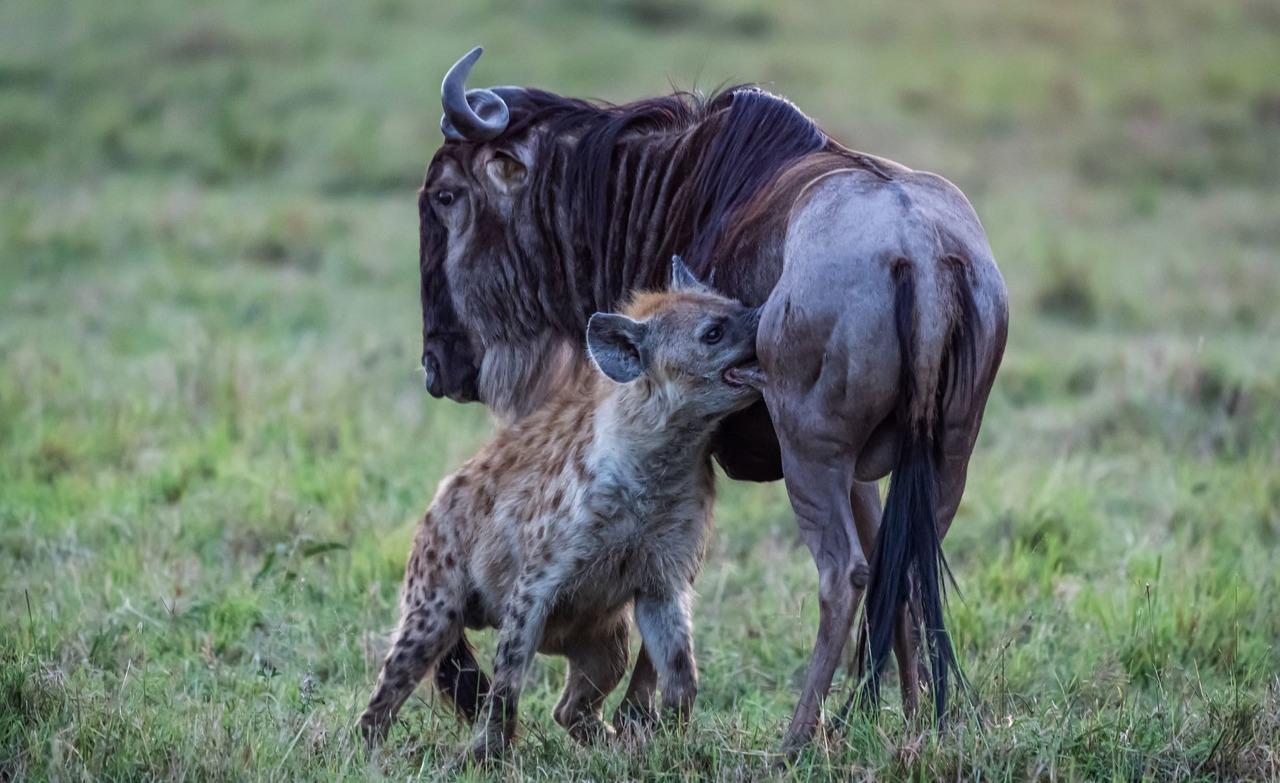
[435,189,456,207]
[700,324,724,345]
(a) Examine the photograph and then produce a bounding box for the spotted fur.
[359,281,762,762]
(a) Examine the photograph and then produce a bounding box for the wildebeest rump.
[417,46,1009,752]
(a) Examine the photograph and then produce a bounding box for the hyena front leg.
[612,641,658,741]
[465,562,563,764]
[633,588,698,724]
[359,515,465,747]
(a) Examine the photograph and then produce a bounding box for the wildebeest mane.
[509,85,828,309]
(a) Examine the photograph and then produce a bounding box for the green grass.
[2,0,1279,779]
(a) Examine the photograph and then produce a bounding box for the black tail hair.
[857,256,979,723]
[434,634,490,722]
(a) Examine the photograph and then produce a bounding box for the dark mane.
[506,85,828,305]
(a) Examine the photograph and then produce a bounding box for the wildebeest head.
[419,47,580,412]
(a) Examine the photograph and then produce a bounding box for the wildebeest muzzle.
[422,335,480,403]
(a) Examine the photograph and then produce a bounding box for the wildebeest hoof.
[779,731,813,762]
[773,753,800,773]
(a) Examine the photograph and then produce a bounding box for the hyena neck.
[590,378,718,488]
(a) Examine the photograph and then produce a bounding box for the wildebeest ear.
[586,313,650,384]
[670,254,709,293]
[485,149,528,194]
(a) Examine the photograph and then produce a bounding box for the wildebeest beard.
[420,85,833,418]
[479,334,582,420]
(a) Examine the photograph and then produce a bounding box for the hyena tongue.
[723,362,767,389]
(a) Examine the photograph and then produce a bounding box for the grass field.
[3,0,1279,779]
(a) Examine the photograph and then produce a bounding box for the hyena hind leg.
[359,603,463,746]
[359,520,466,747]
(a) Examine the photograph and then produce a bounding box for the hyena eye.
[435,189,456,207]
[700,324,724,345]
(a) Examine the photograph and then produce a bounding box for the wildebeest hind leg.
[936,413,985,542]
[776,444,869,754]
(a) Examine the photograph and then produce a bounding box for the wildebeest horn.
[440,46,510,142]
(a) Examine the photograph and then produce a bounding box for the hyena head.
[585,256,766,419]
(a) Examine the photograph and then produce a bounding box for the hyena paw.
[456,726,507,767]
[611,700,657,746]
[561,713,615,746]
[357,711,389,750]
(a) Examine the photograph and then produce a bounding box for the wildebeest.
[360,269,764,761]
[418,46,1008,752]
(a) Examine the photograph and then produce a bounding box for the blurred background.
[3,1,1278,779]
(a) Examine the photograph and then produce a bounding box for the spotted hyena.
[358,258,765,762]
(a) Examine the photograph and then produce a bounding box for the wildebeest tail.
[858,255,979,723]
[434,634,490,722]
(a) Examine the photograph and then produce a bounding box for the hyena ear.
[670,255,710,293]
[586,313,650,384]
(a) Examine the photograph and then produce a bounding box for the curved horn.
[440,46,510,142]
